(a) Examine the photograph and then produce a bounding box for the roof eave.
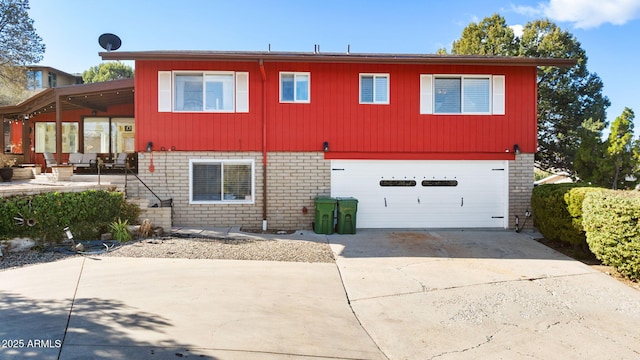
[100,51,577,67]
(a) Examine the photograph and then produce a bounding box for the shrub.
[531,184,601,248]
[0,190,139,244]
[582,190,640,281]
[109,219,132,242]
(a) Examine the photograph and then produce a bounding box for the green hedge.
[0,190,139,243]
[582,190,640,281]
[531,184,602,248]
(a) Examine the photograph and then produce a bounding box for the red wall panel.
[134,60,538,155]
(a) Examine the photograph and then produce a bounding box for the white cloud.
[510,24,524,37]
[514,0,640,29]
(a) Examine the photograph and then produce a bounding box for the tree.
[449,15,610,176]
[0,0,45,105]
[451,14,519,56]
[82,62,134,83]
[606,108,637,189]
[574,108,639,189]
[574,118,609,184]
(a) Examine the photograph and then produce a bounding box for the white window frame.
[359,73,390,104]
[421,74,504,115]
[189,159,255,204]
[158,71,249,113]
[279,72,310,103]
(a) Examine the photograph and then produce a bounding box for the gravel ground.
[0,235,335,272]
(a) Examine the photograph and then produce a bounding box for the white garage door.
[330,160,508,228]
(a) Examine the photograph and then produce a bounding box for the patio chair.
[43,152,57,170]
[105,153,128,171]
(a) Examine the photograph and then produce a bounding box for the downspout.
[260,59,268,231]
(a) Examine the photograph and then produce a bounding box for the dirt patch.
[537,237,639,291]
[389,232,440,244]
[240,228,296,235]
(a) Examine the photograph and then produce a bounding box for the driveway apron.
[328,230,640,360]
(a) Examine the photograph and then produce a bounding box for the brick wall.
[138,207,172,232]
[128,151,531,230]
[266,152,331,229]
[127,151,330,230]
[508,153,534,229]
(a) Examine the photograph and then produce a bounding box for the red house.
[100,50,573,230]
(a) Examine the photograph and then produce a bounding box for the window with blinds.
[190,160,254,203]
[159,71,249,113]
[280,72,310,103]
[360,74,389,104]
[424,75,503,115]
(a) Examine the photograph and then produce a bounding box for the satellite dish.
[98,33,122,51]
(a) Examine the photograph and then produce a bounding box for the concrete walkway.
[1,229,639,359]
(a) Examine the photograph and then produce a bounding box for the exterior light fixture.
[513,144,520,155]
[323,141,329,152]
[146,141,153,152]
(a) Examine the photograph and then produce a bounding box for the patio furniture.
[105,152,128,171]
[68,153,97,170]
[43,152,57,171]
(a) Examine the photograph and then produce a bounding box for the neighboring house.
[3,67,84,153]
[534,172,573,186]
[25,66,83,91]
[98,50,573,230]
[0,79,134,166]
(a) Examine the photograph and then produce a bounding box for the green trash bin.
[314,197,337,234]
[336,197,358,234]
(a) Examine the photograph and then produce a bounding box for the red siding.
[134,60,538,156]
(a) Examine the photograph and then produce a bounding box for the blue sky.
[28,0,640,129]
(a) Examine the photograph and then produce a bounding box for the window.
[48,72,57,88]
[434,76,490,114]
[174,72,234,111]
[35,122,78,153]
[26,70,42,90]
[190,159,254,204]
[280,72,310,103]
[159,71,249,113]
[84,117,110,153]
[422,180,458,187]
[380,180,416,187]
[421,74,505,115]
[84,117,135,155]
[360,74,389,104]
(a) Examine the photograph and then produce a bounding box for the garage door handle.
[384,197,387,207]
[461,197,464,207]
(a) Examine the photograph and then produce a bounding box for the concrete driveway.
[1,229,639,359]
[328,230,640,359]
[0,256,384,359]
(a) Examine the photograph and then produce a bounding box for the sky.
[27,0,640,130]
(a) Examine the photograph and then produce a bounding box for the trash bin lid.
[315,197,337,204]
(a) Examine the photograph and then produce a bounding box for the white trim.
[279,72,311,103]
[419,74,433,114]
[189,158,255,204]
[158,71,172,112]
[235,72,249,112]
[492,75,505,115]
[359,73,390,104]
[503,160,509,229]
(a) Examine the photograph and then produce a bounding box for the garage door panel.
[331,160,507,228]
